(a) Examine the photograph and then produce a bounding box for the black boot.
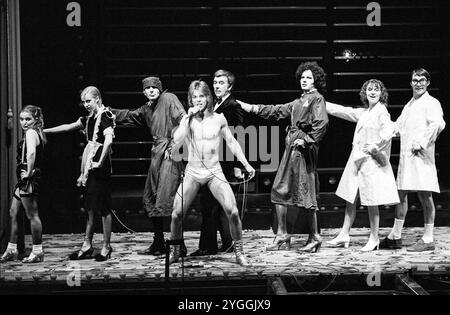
[138,235,165,256]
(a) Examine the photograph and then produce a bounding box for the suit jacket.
[214,94,245,180]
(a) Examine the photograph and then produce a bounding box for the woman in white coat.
[325,79,399,251]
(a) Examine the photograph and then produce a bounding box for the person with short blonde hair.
[44,86,116,261]
[169,80,255,266]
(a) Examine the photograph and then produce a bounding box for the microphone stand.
[165,154,186,292]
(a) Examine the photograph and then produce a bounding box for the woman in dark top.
[0,105,46,263]
[45,86,116,261]
[237,62,329,253]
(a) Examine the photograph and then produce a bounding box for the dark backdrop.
[20,0,449,233]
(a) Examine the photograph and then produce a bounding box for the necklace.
[301,89,317,96]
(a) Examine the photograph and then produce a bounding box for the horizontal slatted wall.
[100,0,448,193]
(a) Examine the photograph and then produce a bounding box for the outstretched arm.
[44,119,83,134]
[326,101,364,123]
[220,115,255,179]
[111,106,146,127]
[236,99,294,121]
[236,100,257,113]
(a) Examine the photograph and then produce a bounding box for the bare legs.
[361,206,380,251]
[171,176,201,241]
[274,204,288,236]
[266,204,291,250]
[81,210,95,251]
[390,190,435,245]
[101,213,112,255]
[71,209,112,259]
[170,175,248,265]
[3,188,45,263]
[8,194,22,244]
[328,202,356,246]
[328,200,380,251]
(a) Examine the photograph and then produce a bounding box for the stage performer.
[44,86,115,261]
[325,79,399,251]
[111,76,187,256]
[0,105,46,263]
[237,61,328,253]
[168,80,255,266]
[380,68,445,251]
[190,69,245,257]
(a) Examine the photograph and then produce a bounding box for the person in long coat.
[237,61,328,253]
[380,68,445,252]
[326,79,399,251]
[112,77,186,255]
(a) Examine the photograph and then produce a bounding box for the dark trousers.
[198,186,233,251]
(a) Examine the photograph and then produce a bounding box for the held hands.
[293,139,306,148]
[20,170,28,180]
[20,169,34,180]
[90,161,102,169]
[362,144,379,155]
[236,100,254,113]
[411,141,424,155]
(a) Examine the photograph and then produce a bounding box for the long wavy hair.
[21,105,47,145]
[359,79,389,107]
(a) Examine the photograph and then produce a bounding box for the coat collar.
[214,94,234,112]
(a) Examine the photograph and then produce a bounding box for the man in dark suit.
[190,69,246,256]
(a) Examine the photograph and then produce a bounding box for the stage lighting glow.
[342,49,356,62]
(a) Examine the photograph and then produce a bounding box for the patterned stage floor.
[1,227,450,286]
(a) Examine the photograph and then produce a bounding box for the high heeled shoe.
[69,247,94,260]
[360,240,380,252]
[22,252,44,263]
[94,247,112,262]
[327,236,350,248]
[266,234,291,251]
[0,250,18,263]
[297,239,322,253]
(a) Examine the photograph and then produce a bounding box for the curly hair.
[295,61,327,94]
[359,79,389,107]
[187,80,214,112]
